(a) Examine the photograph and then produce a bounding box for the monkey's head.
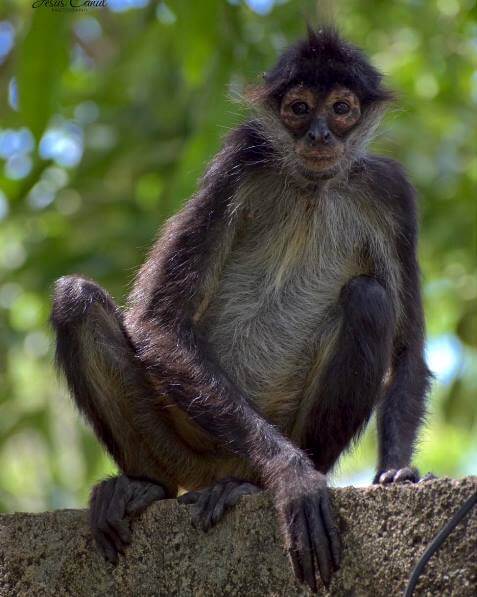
[248,28,394,182]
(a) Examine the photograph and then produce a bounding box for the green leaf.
[17,10,70,141]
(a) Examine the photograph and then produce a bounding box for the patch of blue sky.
[245,0,276,15]
[8,77,18,111]
[39,123,84,168]
[74,17,102,43]
[28,180,56,210]
[0,128,35,159]
[71,44,95,71]
[108,0,150,13]
[426,334,463,385]
[5,154,32,180]
[0,21,14,64]
[459,448,477,476]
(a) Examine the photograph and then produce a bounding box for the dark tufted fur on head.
[251,27,394,109]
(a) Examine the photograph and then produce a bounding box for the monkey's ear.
[242,83,269,107]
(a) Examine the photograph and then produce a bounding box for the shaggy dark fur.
[51,27,431,593]
[252,27,394,108]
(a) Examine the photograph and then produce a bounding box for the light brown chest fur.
[197,174,401,432]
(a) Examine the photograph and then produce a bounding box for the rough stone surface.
[0,477,475,596]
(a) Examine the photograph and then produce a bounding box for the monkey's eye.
[291,101,310,115]
[333,101,351,115]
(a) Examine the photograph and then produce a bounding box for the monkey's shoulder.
[210,120,275,175]
[163,122,272,234]
[188,120,273,216]
[351,154,418,222]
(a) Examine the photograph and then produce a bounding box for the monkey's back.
[196,168,401,435]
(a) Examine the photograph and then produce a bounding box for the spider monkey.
[51,28,431,592]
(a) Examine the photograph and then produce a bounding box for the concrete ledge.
[0,477,475,596]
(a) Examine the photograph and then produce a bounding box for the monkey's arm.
[127,126,300,475]
[126,124,340,590]
[373,159,432,483]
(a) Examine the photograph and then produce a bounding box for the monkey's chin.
[296,159,340,182]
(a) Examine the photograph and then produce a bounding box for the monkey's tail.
[403,490,476,596]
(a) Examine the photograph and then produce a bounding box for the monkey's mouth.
[296,145,343,168]
[298,152,339,172]
[295,161,339,183]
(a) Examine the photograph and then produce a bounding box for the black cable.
[404,490,477,597]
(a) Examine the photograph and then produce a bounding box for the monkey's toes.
[179,477,260,532]
[375,466,419,485]
[90,475,166,563]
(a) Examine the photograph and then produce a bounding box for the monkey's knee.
[51,275,115,329]
[340,275,394,334]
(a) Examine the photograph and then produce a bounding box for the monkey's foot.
[90,474,166,564]
[374,467,436,485]
[178,477,260,532]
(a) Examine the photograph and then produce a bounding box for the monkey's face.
[279,84,361,175]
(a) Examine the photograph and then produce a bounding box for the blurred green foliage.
[0,0,476,512]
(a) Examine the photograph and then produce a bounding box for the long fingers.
[106,476,132,548]
[320,494,341,571]
[212,480,260,526]
[90,479,120,563]
[196,483,227,531]
[180,479,261,532]
[284,491,340,593]
[287,504,316,593]
[305,498,331,588]
[224,482,261,506]
[89,475,165,564]
[394,466,419,483]
[126,481,166,515]
[378,466,421,484]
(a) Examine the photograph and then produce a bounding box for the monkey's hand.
[273,467,340,592]
[178,477,261,531]
[90,475,166,564]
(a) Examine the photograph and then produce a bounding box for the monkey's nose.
[307,128,331,145]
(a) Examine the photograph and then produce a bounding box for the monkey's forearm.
[140,327,313,486]
[376,346,431,473]
[372,166,431,478]
[124,130,293,480]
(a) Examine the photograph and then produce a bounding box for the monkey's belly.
[197,183,380,432]
[199,274,350,434]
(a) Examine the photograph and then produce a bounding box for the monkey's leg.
[51,276,177,484]
[374,347,431,485]
[295,275,395,472]
[178,477,260,531]
[51,276,181,561]
[52,276,255,561]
